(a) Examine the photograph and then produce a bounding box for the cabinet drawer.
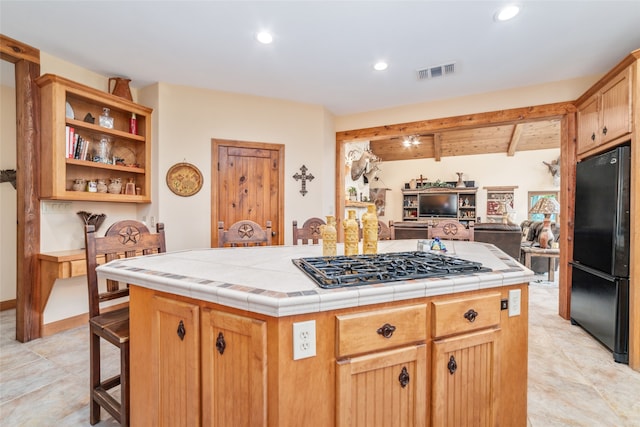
[336,304,426,358]
[432,292,500,338]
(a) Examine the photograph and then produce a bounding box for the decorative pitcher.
[108,77,132,101]
[108,178,122,194]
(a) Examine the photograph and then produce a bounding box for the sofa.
[520,220,560,273]
[474,223,522,259]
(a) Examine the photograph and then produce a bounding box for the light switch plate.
[508,289,521,317]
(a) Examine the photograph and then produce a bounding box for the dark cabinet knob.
[216,332,226,355]
[376,323,397,338]
[448,355,457,375]
[464,309,478,323]
[177,320,186,341]
[398,366,410,388]
[602,126,608,135]
[591,132,596,141]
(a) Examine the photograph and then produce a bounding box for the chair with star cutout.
[218,220,273,247]
[427,220,474,241]
[292,217,326,245]
[84,220,166,426]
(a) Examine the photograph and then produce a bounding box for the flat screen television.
[418,193,458,218]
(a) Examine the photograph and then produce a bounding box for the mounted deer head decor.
[350,149,380,181]
[543,157,560,186]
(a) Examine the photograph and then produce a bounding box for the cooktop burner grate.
[292,251,491,289]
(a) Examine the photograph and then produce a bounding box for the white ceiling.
[2,1,640,115]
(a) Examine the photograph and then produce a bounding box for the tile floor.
[1,275,639,426]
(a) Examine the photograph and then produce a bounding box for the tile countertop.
[96,240,532,317]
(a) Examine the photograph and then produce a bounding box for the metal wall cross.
[293,165,314,196]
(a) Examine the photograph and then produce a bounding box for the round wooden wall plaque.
[166,162,203,197]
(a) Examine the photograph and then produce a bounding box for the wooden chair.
[427,220,474,241]
[292,217,325,245]
[84,220,166,426]
[378,220,395,240]
[218,220,273,247]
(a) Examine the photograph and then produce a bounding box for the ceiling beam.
[433,133,442,162]
[336,101,575,143]
[507,124,524,156]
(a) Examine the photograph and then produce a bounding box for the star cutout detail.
[119,226,140,245]
[237,224,255,239]
[443,223,458,235]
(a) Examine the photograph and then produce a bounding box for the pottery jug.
[108,77,132,101]
[108,178,122,194]
[96,179,108,193]
[72,178,86,192]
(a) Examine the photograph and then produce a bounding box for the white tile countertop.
[96,240,532,317]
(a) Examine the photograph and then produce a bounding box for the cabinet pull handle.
[216,332,226,355]
[591,132,596,141]
[177,320,186,341]
[448,355,457,375]
[602,126,608,135]
[464,309,478,322]
[376,323,397,338]
[398,366,410,388]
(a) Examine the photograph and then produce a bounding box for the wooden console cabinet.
[130,284,528,427]
[402,188,477,223]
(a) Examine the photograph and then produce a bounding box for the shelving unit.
[401,187,477,223]
[37,74,153,203]
[484,186,517,223]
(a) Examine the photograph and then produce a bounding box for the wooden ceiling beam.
[433,133,442,162]
[507,124,524,156]
[336,101,575,142]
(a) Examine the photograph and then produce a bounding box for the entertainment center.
[402,187,477,223]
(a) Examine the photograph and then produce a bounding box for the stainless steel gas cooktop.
[292,251,491,289]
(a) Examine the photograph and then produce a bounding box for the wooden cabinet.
[577,66,632,155]
[148,295,201,426]
[131,288,266,427]
[431,292,501,427]
[37,74,152,202]
[201,309,267,427]
[485,186,517,223]
[336,305,428,427]
[337,345,427,427]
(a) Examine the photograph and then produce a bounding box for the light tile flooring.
[1,275,639,426]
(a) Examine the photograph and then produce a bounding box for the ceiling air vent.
[416,62,456,80]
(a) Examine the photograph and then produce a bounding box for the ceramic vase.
[108,177,122,194]
[96,179,108,193]
[72,178,85,191]
[343,210,359,256]
[321,215,337,257]
[362,204,378,254]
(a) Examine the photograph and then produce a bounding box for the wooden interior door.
[211,139,284,247]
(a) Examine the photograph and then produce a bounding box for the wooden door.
[600,66,632,144]
[336,344,427,427]
[201,308,267,427]
[212,139,284,246]
[576,94,600,154]
[432,328,500,427]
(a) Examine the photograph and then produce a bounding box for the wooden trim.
[0,34,40,64]
[483,186,518,191]
[41,312,88,337]
[4,37,42,343]
[0,299,17,311]
[559,113,576,320]
[629,60,640,370]
[507,123,524,156]
[575,48,640,106]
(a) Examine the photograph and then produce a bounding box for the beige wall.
[1,77,17,303]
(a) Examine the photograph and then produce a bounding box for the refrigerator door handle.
[569,261,617,281]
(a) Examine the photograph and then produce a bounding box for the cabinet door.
[576,94,600,154]
[432,328,499,427]
[201,309,267,427]
[150,295,201,427]
[600,66,632,144]
[336,344,427,427]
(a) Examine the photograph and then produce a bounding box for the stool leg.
[90,331,101,425]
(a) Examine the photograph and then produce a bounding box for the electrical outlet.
[508,289,521,317]
[293,320,316,360]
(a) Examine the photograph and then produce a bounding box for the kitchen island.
[98,240,532,427]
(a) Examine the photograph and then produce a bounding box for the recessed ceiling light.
[374,62,388,71]
[495,5,520,21]
[256,31,273,44]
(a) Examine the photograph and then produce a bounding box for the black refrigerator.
[571,144,630,364]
